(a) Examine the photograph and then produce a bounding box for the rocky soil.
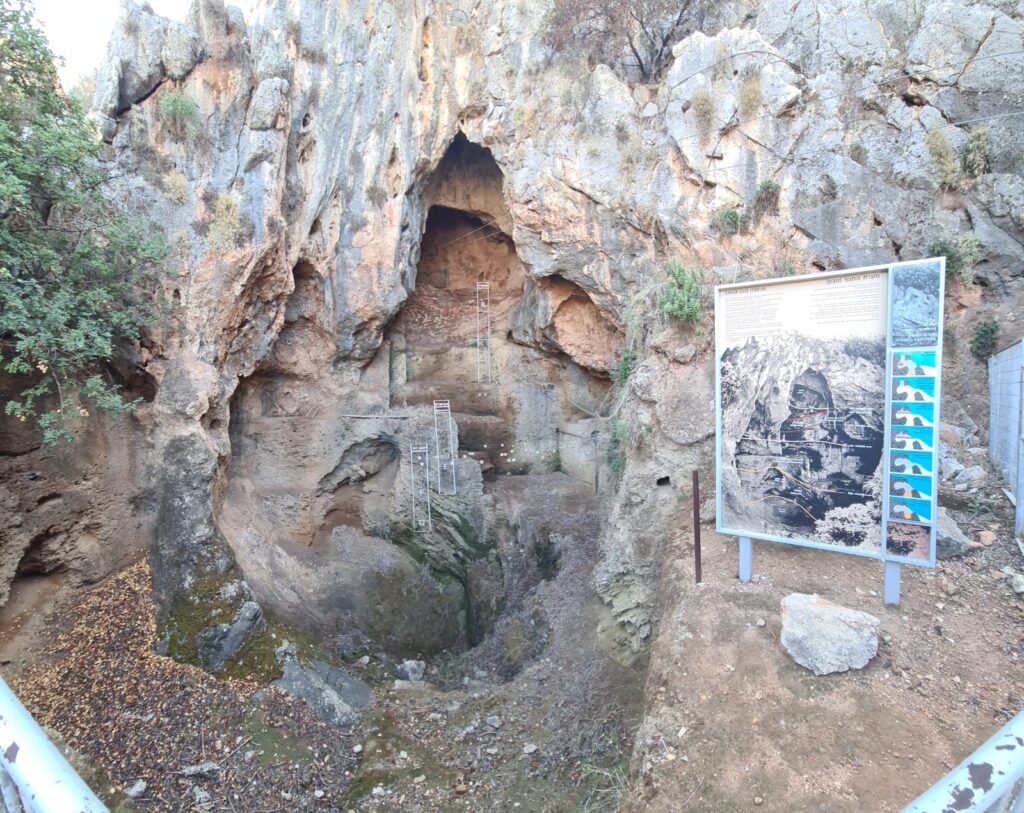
[628,494,1024,812]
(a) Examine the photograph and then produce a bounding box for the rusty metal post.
[692,469,702,584]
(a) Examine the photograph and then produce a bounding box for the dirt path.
[627,520,1024,812]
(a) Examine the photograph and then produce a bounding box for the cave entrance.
[385,134,532,477]
[391,203,524,398]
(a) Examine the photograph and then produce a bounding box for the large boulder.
[272,659,373,727]
[780,594,879,676]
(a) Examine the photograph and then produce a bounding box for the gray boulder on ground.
[780,593,880,676]
[272,660,373,727]
[195,600,262,672]
[396,659,427,681]
[936,508,970,560]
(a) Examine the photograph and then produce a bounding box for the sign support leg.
[738,536,752,583]
[884,561,901,606]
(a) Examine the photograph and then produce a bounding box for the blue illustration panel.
[891,402,934,428]
[888,496,932,524]
[891,376,935,403]
[889,473,932,501]
[889,450,933,477]
[890,425,934,453]
[891,351,937,377]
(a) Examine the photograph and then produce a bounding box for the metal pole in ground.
[692,469,702,584]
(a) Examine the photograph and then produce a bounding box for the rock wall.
[1,0,1021,681]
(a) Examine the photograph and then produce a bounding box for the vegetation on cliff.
[0,0,165,442]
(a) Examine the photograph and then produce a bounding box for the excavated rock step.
[394,381,499,415]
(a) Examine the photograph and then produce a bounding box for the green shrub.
[970,320,998,359]
[929,231,980,285]
[161,170,188,204]
[737,71,761,117]
[961,127,989,178]
[925,129,961,191]
[611,348,635,387]
[714,208,741,236]
[690,88,716,145]
[208,193,241,249]
[657,261,702,323]
[158,90,198,141]
[607,419,627,477]
[754,179,780,212]
[848,141,869,165]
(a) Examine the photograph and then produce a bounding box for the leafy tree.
[542,0,694,82]
[0,0,166,442]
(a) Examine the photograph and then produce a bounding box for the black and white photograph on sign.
[717,271,888,553]
[891,260,942,347]
[886,521,930,560]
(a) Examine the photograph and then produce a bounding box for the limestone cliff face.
[1,0,1022,668]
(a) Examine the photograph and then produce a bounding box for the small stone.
[486,747,499,755]
[399,750,408,760]
[413,775,426,784]
[181,761,221,778]
[978,530,997,547]
[371,785,386,797]
[953,465,985,486]
[396,660,426,682]
[192,786,212,804]
[314,789,325,799]
[486,715,502,729]
[125,779,147,799]
[454,783,469,795]
[353,744,363,754]
[755,796,764,805]
[756,618,766,627]
[273,639,297,665]
[940,578,959,596]
[523,743,538,755]
[1006,573,1024,596]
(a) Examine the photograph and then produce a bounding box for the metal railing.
[0,676,108,812]
[903,711,1024,812]
[988,338,1024,536]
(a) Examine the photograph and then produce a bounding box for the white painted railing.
[903,711,1024,813]
[0,676,108,812]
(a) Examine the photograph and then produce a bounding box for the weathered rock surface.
[780,593,880,675]
[396,659,426,682]
[272,660,373,727]
[195,600,262,672]
[936,508,971,560]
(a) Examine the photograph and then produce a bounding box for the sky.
[33,0,193,88]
